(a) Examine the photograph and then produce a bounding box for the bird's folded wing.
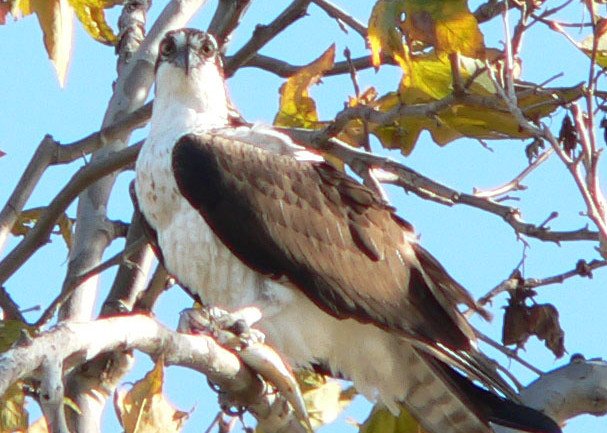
[171,131,478,352]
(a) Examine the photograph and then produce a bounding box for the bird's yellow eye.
[160,38,176,57]
[200,38,217,57]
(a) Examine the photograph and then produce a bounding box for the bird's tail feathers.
[425,356,562,433]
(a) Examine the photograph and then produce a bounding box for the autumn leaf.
[115,359,189,433]
[0,383,28,433]
[29,0,74,86]
[70,0,117,45]
[368,0,408,68]
[503,289,566,358]
[0,2,9,24]
[274,45,335,129]
[4,0,117,85]
[370,53,583,154]
[27,417,49,433]
[401,0,485,58]
[295,371,355,430]
[11,207,74,249]
[360,405,427,433]
[0,321,33,433]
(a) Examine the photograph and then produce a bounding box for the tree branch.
[0,315,310,433]
[225,0,312,76]
[207,0,253,48]
[310,0,367,38]
[239,52,383,78]
[0,143,141,289]
[285,129,599,243]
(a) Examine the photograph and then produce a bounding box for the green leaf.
[274,45,335,129]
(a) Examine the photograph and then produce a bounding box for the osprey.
[135,29,560,433]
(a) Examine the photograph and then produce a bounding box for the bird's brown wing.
[171,132,482,352]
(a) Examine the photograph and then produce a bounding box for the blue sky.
[1,1,606,432]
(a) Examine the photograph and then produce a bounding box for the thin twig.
[35,238,147,329]
[473,148,554,198]
[476,330,543,377]
[311,0,367,38]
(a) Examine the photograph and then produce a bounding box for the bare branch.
[225,0,312,76]
[208,0,253,48]
[473,148,554,199]
[285,129,599,243]
[311,0,367,38]
[0,143,141,288]
[0,286,26,322]
[519,356,607,424]
[0,102,150,255]
[240,52,383,78]
[0,315,309,432]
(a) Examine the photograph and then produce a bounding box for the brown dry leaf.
[274,45,335,129]
[503,297,565,358]
[528,304,565,358]
[30,0,74,86]
[367,0,408,68]
[359,404,427,433]
[115,359,189,433]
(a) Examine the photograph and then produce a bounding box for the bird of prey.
[134,28,561,433]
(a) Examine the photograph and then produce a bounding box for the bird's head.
[153,29,229,121]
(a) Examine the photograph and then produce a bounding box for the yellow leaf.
[295,371,355,430]
[360,405,428,433]
[115,359,189,433]
[371,52,583,154]
[30,0,74,86]
[367,0,408,68]
[27,417,49,433]
[0,383,28,433]
[10,0,32,18]
[274,45,335,129]
[11,207,74,250]
[0,320,33,353]
[401,0,485,58]
[69,0,116,45]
